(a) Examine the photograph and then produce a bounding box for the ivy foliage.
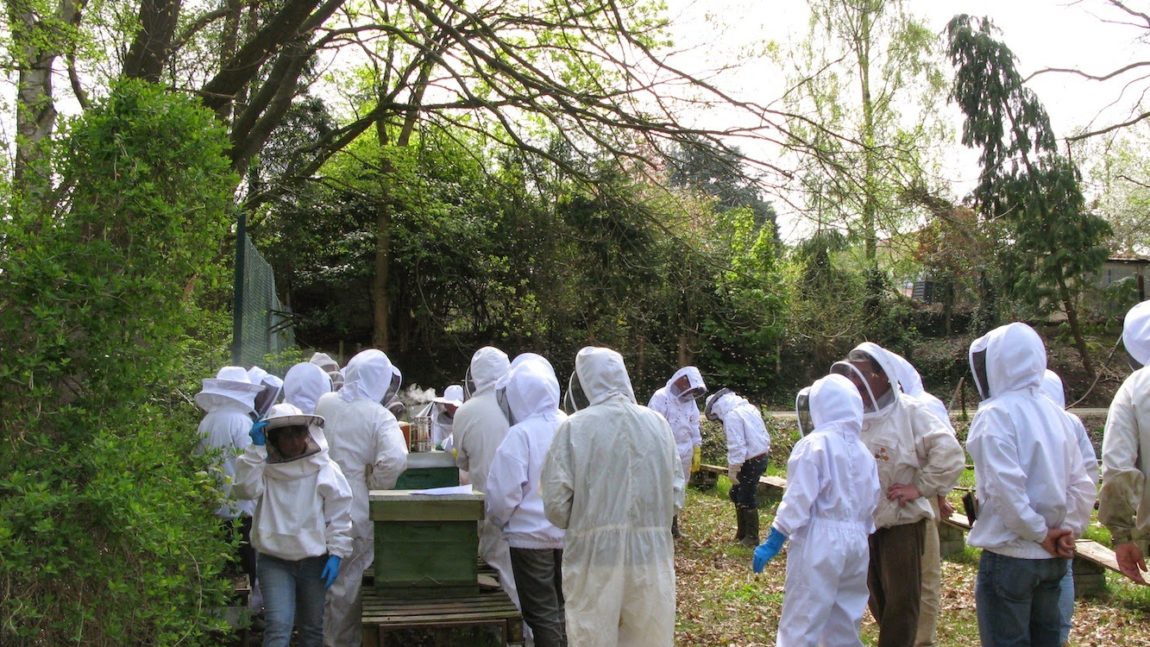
[0,79,239,644]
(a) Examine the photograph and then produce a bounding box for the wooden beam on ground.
[700,463,787,489]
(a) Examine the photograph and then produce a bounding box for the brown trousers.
[868,519,926,647]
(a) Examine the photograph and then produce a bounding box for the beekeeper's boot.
[671,514,681,540]
[740,507,760,548]
[732,504,746,543]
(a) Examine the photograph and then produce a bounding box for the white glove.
[728,464,742,485]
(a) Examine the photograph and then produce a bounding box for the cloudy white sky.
[656,0,1147,240]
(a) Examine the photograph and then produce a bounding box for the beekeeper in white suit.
[1101,299,1150,586]
[966,323,1095,645]
[830,342,964,647]
[752,373,880,647]
[452,347,517,611]
[284,361,333,415]
[647,366,706,539]
[487,358,568,647]
[882,349,956,647]
[542,346,684,647]
[316,349,408,647]
[195,366,265,611]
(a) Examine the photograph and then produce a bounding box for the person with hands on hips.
[752,374,880,647]
[234,404,354,647]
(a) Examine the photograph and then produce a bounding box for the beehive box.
[394,450,460,490]
[369,490,484,598]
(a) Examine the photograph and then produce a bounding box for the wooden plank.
[700,464,787,489]
[1074,539,1121,573]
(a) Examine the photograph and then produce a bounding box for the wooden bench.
[701,463,1121,596]
[361,584,524,646]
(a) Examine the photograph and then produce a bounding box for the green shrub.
[0,79,238,644]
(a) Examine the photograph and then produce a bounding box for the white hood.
[575,347,636,405]
[969,322,1046,400]
[284,362,333,414]
[339,349,393,403]
[507,360,562,423]
[810,373,864,440]
[469,346,511,396]
[664,366,706,402]
[1124,300,1150,367]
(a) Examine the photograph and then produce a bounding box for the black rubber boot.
[671,514,681,539]
[740,508,760,548]
[733,505,746,543]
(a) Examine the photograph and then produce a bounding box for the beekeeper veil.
[463,346,510,399]
[563,346,635,414]
[247,366,284,419]
[704,387,732,421]
[829,361,878,415]
[667,366,707,403]
[795,386,813,437]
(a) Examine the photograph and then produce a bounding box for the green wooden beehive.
[394,450,460,490]
[369,490,484,598]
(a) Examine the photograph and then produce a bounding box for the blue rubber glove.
[752,527,788,573]
[321,555,341,590]
[249,420,268,447]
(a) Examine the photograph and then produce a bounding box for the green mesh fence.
[232,220,294,370]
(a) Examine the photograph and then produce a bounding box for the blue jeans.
[257,553,327,647]
[728,453,768,509]
[975,551,1066,647]
[1058,558,1074,644]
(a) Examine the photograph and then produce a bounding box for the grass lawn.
[673,484,1150,646]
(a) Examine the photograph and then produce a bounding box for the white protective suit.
[542,347,685,647]
[648,366,706,480]
[452,347,516,608]
[426,384,464,448]
[284,362,333,414]
[233,403,354,562]
[850,342,965,530]
[315,349,408,647]
[486,361,566,550]
[195,366,264,519]
[773,374,880,647]
[966,323,1095,557]
[1041,370,1099,486]
[706,390,770,471]
[882,349,955,647]
[1100,300,1150,551]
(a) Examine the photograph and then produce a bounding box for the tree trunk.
[123,0,182,82]
[7,0,84,206]
[372,155,393,352]
[1057,275,1095,379]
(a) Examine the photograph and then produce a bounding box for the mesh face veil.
[829,361,878,414]
[795,387,813,436]
[562,371,591,415]
[703,388,732,421]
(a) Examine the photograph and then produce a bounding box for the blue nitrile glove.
[321,555,341,590]
[249,420,268,446]
[752,527,788,573]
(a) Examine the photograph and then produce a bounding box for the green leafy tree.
[780,0,946,283]
[947,14,1113,376]
[0,80,239,644]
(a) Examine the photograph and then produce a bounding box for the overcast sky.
[657,0,1146,240]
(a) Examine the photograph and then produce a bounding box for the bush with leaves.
[0,80,239,644]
